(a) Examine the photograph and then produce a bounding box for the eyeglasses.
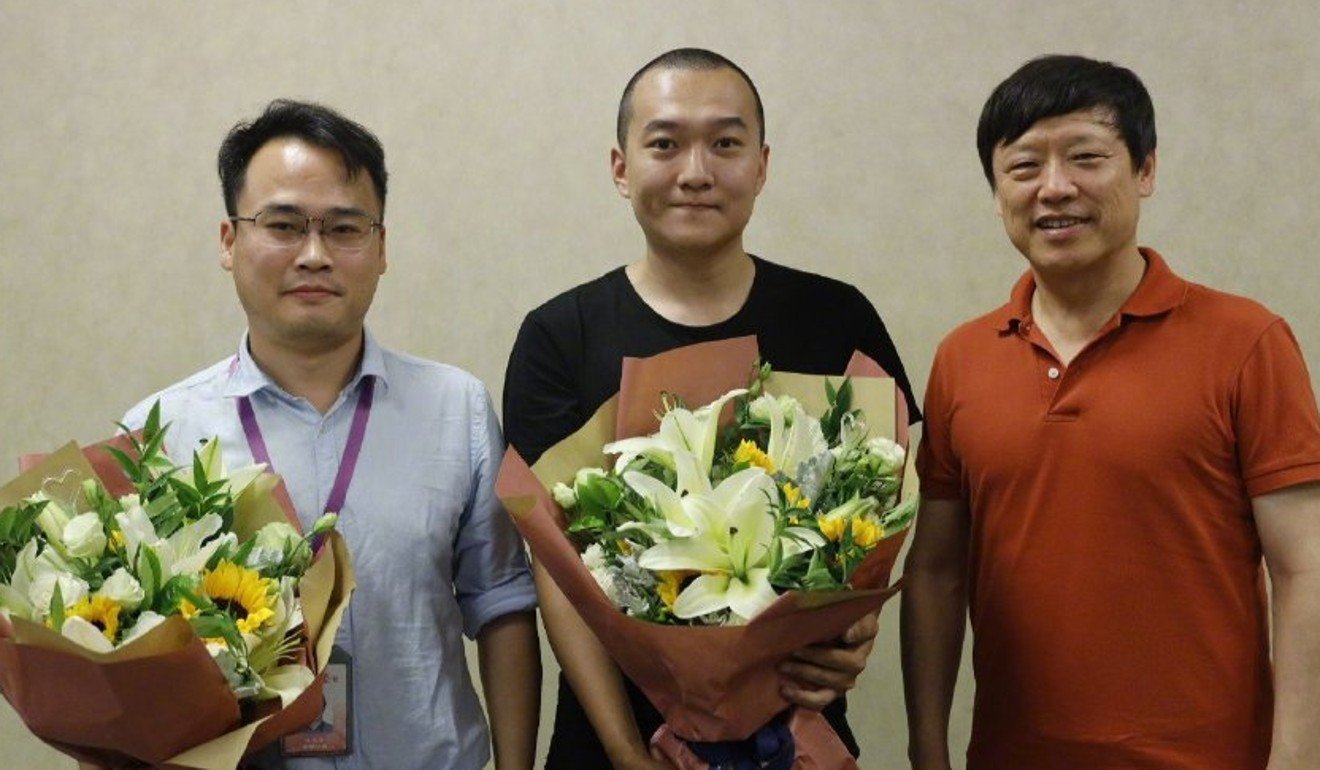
[230,210,382,251]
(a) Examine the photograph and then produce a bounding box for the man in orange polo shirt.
[900,55,1320,770]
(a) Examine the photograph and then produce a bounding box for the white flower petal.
[672,573,733,618]
[120,611,168,646]
[60,616,114,653]
[638,536,727,572]
[624,471,697,536]
[725,567,777,621]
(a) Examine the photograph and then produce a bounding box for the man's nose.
[678,147,714,189]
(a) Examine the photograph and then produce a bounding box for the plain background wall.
[2,2,1316,768]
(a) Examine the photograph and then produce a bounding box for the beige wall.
[2,2,1316,768]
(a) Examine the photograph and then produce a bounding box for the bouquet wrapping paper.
[497,336,912,768]
[0,436,354,769]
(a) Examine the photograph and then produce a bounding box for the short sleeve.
[452,383,537,638]
[1235,319,1320,497]
[503,307,585,465]
[916,338,965,501]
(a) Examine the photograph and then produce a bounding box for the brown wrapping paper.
[0,436,355,769]
[496,336,911,765]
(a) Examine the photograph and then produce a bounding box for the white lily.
[8,540,85,619]
[605,388,746,475]
[116,505,236,581]
[172,438,266,499]
[765,401,828,480]
[637,467,817,622]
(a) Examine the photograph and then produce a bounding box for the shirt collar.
[222,328,390,399]
[995,247,1188,332]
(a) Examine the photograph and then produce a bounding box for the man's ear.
[611,147,630,199]
[754,143,769,195]
[1137,150,1157,198]
[220,218,236,272]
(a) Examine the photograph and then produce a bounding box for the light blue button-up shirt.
[124,331,536,770]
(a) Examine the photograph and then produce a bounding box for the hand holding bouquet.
[0,405,353,769]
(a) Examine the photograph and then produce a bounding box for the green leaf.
[140,547,164,611]
[49,581,67,631]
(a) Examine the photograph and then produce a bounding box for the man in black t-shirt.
[503,48,918,770]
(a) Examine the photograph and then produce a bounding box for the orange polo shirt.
[917,249,1320,769]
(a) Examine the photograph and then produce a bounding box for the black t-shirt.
[503,256,920,768]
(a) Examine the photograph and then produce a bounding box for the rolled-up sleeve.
[453,383,537,639]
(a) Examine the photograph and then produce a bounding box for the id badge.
[282,645,353,757]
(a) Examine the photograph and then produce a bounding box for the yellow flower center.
[657,570,694,610]
[66,595,123,642]
[734,440,776,473]
[200,561,277,635]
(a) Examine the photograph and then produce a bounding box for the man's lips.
[1034,215,1090,231]
[284,285,341,298]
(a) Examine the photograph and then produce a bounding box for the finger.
[780,678,840,710]
[789,641,870,672]
[839,610,881,646]
[779,657,860,691]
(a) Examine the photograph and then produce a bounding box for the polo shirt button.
[1047,367,1061,379]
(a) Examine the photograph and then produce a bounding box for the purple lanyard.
[237,378,375,533]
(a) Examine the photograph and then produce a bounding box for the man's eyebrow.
[641,116,750,134]
[258,202,371,217]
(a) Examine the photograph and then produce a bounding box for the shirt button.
[1047,367,1061,379]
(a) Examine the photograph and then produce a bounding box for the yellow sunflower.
[64,595,123,642]
[200,561,276,634]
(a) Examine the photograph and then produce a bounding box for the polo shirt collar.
[995,247,1188,332]
[222,328,390,399]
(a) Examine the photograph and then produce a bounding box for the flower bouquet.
[497,337,915,769]
[0,405,354,769]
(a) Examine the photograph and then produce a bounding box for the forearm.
[1266,569,1320,770]
[533,560,654,767]
[477,611,542,770]
[900,563,967,769]
[900,498,971,770]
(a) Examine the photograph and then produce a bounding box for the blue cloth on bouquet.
[686,716,795,770]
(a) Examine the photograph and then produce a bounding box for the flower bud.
[552,482,577,510]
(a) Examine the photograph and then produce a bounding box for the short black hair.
[217,99,388,217]
[616,47,765,150]
[977,54,1156,187]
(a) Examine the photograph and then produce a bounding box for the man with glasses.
[120,99,540,770]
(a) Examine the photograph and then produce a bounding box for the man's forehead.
[240,137,378,205]
[628,67,759,136]
[998,107,1122,150]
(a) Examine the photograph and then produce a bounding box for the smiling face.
[992,108,1156,279]
[611,66,768,262]
[220,136,386,356]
